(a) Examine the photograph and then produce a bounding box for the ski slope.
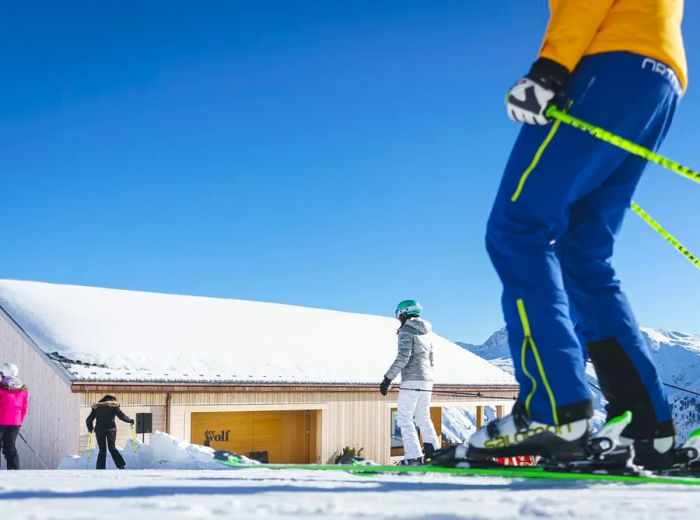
[2,467,699,519]
[4,432,692,519]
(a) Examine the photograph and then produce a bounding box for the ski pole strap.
[631,202,700,271]
[546,106,700,186]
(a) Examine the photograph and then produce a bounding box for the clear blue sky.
[1,1,698,344]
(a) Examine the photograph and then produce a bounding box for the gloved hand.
[129,419,135,425]
[87,428,93,434]
[506,57,569,125]
[379,377,392,396]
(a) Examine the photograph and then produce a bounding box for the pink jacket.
[0,386,29,426]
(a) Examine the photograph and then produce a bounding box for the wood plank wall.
[0,311,80,469]
[74,388,515,465]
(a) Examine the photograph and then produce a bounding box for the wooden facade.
[190,410,319,463]
[1,306,518,468]
[77,387,516,465]
[0,309,80,470]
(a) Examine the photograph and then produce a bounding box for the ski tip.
[213,450,243,463]
[688,427,700,440]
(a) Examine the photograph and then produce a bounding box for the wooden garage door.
[191,410,317,463]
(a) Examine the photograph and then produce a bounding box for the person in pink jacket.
[0,362,29,470]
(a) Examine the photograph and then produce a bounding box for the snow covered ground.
[21,432,693,520]
[2,467,699,520]
[7,414,700,520]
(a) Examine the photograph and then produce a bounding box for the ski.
[211,450,700,486]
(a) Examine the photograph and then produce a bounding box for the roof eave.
[71,381,519,395]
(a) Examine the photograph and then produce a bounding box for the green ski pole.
[546,106,700,186]
[131,424,138,452]
[631,202,700,271]
[545,105,700,271]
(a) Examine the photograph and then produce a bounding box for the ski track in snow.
[0,469,698,520]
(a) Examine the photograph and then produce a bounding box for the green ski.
[212,450,700,486]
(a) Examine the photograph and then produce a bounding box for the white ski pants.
[397,380,440,459]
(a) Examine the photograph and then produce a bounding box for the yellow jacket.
[540,0,687,90]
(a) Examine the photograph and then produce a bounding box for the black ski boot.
[626,436,677,470]
[549,411,638,474]
[422,443,435,463]
[639,427,700,476]
[396,456,424,466]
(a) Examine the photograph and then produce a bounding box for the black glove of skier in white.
[506,57,569,125]
[379,377,391,396]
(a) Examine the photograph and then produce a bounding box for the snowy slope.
[58,431,258,470]
[3,468,697,520]
[14,433,685,519]
[459,327,700,441]
[0,279,514,386]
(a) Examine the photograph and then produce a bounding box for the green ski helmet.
[395,299,422,319]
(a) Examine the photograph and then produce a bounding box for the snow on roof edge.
[0,278,516,387]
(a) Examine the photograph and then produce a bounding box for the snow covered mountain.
[458,327,700,441]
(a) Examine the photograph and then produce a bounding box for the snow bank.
[58,431,259,470]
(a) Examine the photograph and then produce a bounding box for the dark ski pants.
[95,429,125,469]
[0,425,20,470]
[486,51,679,436]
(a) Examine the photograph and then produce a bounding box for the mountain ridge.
[457,327,700,441]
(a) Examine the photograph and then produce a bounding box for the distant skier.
[86,395,134,470]
[0,362,29,470]
[380,300,440,465]
[471,0,687,469]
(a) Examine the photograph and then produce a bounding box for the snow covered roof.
[0,279,515,386]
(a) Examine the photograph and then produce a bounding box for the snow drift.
[58,431,259,470]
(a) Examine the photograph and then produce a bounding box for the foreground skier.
[469,0,687,470]
[380,300,440,465]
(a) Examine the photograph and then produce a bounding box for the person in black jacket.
[85,395,134,469]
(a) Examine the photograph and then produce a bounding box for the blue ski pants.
[486,52,680,435]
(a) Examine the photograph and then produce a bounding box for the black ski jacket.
[86,397,133,432]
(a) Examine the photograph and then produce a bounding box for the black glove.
[379,377,392,396]
[87,428,93,434]
[506,57,569,125]
[129,419,135,425]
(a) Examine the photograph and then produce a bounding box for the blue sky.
[1,1,698,344]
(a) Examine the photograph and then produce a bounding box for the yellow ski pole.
[86,431,93,469]
[546,106,700,186]
[130,424,138,452]
[545,106,700,271]
[631,202,700,271]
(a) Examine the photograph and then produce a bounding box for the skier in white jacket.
[380,300,440,465]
